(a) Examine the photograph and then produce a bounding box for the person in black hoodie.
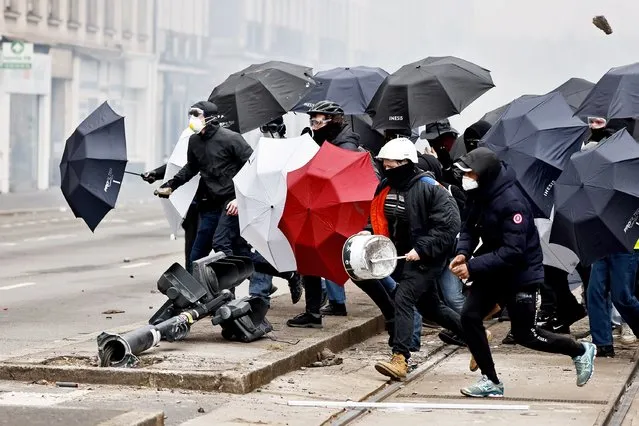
[142,163,200,272]
[450,147,597,398]
[287,100,362,328]
[155,101,252,264]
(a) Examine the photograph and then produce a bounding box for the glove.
[154,186,173,198]
[592,15,612,35]
[142,171,157,184]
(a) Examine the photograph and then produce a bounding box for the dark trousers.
[539,266,585,319]
[302,276,324,314]
[354,261,463,359]
[462,280,584,383]
[183,204,199,272]
[189,208,292,279]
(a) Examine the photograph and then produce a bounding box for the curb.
[0,315,384,395]
[96,410,165,426]
[594,346,639,426]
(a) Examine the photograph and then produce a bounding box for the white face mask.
[189,116,205,133]
[462,176,479,191]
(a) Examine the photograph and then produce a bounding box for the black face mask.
[311,122,341,145]
[383,163,416,189]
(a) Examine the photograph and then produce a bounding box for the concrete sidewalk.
[0,176,157,215]
[0,406,163,426]
[0,288,384,395]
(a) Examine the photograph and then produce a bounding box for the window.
[4,0,20,20]
[86,0,99,33]
[137,0,148,41]
[67,0,79,28]
[47,0,60,25]
[245,21,263,53]
[122,0,133,39]
[104,0,116,35]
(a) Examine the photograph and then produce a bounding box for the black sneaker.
[320,302,347,316]
[438,329,467,347]
[287,273,304,304]
[596,345,615,358]
[502,330,516,345]
[286,312,323,328]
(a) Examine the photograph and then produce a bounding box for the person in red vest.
[354,137,463,380]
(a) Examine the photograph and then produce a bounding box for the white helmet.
[376,137,418,163]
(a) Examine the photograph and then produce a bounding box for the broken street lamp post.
[97,252,269,367]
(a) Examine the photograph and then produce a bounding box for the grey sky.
[354,0,639,130]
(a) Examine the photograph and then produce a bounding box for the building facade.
[0,0,156,193]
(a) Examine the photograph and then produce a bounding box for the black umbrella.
[481,78,595,126]
[366,56,495,131]
[550,129,639,265]
[480,92,588,218]
[481,103,510,126]
[546,77,595,112]
[60,101,128,232]
[574,62,639,120]
[292,66,388,115]
[208,61,315,133]
[348,114,385,155]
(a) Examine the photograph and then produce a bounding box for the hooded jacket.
[166,101,253,209]
[456,148,544,286]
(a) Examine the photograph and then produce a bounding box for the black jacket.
[167,123,253,209]
[304,123,361,152]
[376,172,461,265]
[456,163,544,286]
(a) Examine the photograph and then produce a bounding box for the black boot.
[320,301,347,316]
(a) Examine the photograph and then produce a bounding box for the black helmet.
[307,100,344,116]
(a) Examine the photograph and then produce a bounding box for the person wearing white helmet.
[354,137,464,380]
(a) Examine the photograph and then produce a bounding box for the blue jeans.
[324,279,346,304]
[439,267,465,314]
[587,252,639,346]
[248,251,274,305]
[189,209,240,271]
[381,276,422,350]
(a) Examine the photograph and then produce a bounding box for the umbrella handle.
[124,171,142,176]
[370,256,406,264]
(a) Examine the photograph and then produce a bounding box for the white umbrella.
[161,128,199,236]
[233,134,319,272]
[534,212,580,273]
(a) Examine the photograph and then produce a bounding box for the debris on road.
[33,379,49,385]
[309,348,343,368]
[101,309,125,314]
[56,382,79,388]
[123,258,131,263]
[197,407,205,413]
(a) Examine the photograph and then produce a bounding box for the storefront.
[0,47,52,193]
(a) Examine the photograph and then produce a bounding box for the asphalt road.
[0,202,264,362]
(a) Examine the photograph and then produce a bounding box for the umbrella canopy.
[233,134,320,272]
[60,101,127,232]
[366,56,495,131]
[550,129,639,265]
[534,215,580,273]
[480,92,588,218]
[278,142,378,284]
[208,61,315,133]
[160,128,198,235]
[546,77,595,112]
[292,66,389,115]
[574,62,639,120]
[348,114,385,155]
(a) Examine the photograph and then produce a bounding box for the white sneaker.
[620,323,637,345]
